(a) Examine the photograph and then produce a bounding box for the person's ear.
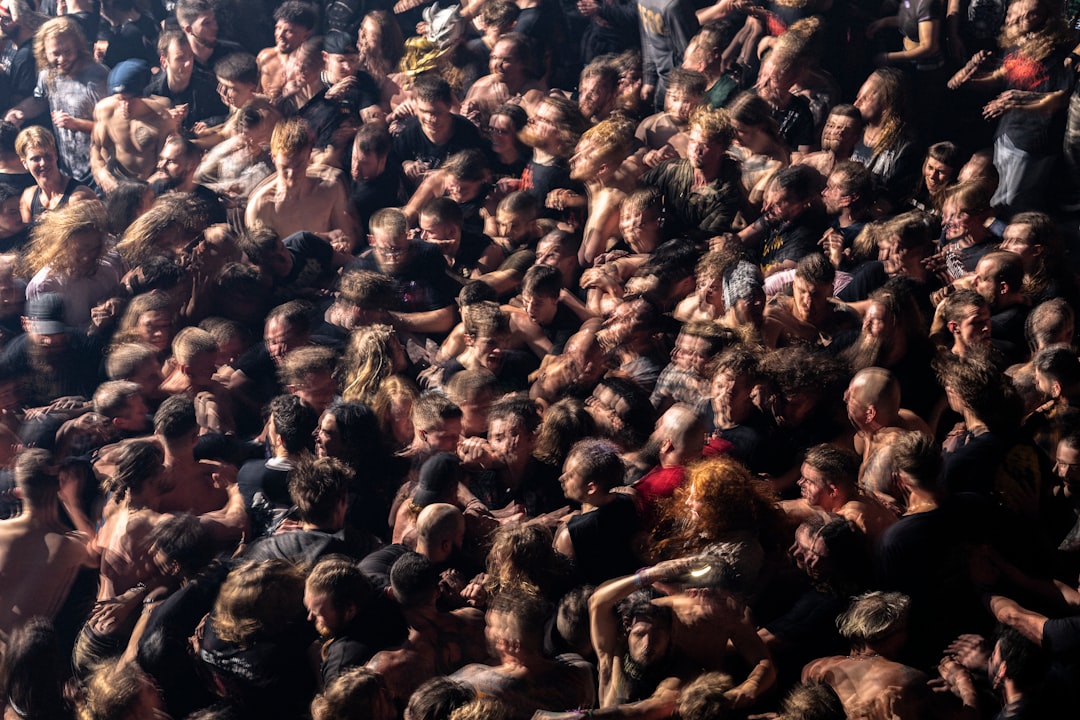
[464,333,476,348]
[343,602,358,624]
[947,320,959,335]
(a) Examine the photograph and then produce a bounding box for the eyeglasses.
[376,246,408,258]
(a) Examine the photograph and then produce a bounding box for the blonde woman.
[340,324,407,405]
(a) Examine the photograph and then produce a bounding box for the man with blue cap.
[89,58,178,194]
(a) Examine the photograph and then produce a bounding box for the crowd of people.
[4,0,1080,717]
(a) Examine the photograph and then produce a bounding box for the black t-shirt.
[770,93,817,151]
[566,494,640,585]
[467,456,566,518]
[273,231,337,301]
[145,67,229,129]
[444,232,495,285]
[351,241,459,313]
[520,159,583,222]
[352,164,410,234]
[392,115,489,178]
[100,14,160,67]
[0,226,32,254]
[759,208,830,275]
[197,39,247,72]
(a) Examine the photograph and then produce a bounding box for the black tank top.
[29,177,81,222]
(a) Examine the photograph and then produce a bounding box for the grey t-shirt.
[34,61,108,184]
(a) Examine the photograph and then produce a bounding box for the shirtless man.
[91,59,178,194]
[762,253,860,350]
[245,117,360,241]
[802,591,935,720]
[783,444,897,545]
[367,552,488,707]
[257,1,317,101]
[0,449,95,638]
[461,33,545,129]
[794,104,862,177]
[450,589,596,720]
[590,556,775,713]
[570,116,637,267]
[847,368,934,511]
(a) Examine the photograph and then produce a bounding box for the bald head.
[655,403,705,466]
[847,367,900,428]
[416,503,465,562]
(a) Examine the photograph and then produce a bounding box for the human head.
[1026,297,1074,352]
[149,512,213,579]
[560,437,623,503]
[340,323,404,404]
[153,394,198,445]
[288,455,353,528]
[305,555,371,637]
[176,0,218,46]
[942,181,993,243]
[990,624,1051,694]
[664,67,706,125]
[352,122,391,182]
[922,141,962,196]
[1001,211,1063,277]
[214,52,259,109]
[93,380,149,433]
[577,56,620,121]
[764,164,821,224]
[940,289,991,355]
[728,91,782,154]
[311,666,394,720]
[687,106,735,172]
[157,29,193,85]
[412,392,463,453]
[819,104,862,156]
[778,681,846,720]
[585,375,655,449]
[273,1,317,54]
[973,251,1024,308]
[103,439,167,502]
[890,430,941,494]
[676,672,735,720]
[279,345,339,413]
[416,502,466,561]
[1033,344,1080,401]
[843,366,900,432]
[799,443,860,511]
[486,393,541,465]
[368,207,411,275]
[14,447,58,509]
[268,393,319,455]
[710,344,762,422]
[265,300,313,363]
[837,591,910,654]
[791,253,835,324]
[80,658,167,720]
[822,160,872,216]
[755,49,799,106]
[485,589,551,660]
[24,199,106,280]
[172,326,218,389]
[615,587,673,667]
[570,115,636,183]
[1055,431,1080,498]
[522,94,589,158]
[390,551,440,607]
[33,15,90,77]
[404,678,475,720]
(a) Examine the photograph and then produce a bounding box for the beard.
[844,333,892,372]
[519,125,547,150]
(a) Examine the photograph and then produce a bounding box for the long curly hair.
[340,324,399,405]
[115,194,209,267]
[652,455,781,558]
[865,68,909,158]
[22,200,108,279]
[210,559,305,647]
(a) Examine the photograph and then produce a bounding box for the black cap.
[413,452,462,507]
[323,30,359,55]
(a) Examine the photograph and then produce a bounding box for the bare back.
[802,655,933,720]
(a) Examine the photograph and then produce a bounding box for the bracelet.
[634,569,651,588]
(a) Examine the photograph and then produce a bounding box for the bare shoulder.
[802,654,845,682]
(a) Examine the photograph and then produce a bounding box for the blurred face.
[489,113,518,154]
[844,382,870,429]
[822,171,851,214]
[274,148,309,185]
[419,214,461,257]
[789,523,827,579]
[756,56,793,106]
[137,309,174,352]
[389,396,414,444]
[131,357,164,397]
[324,50,359,83]
[523,102,560,149]
[316,412,342,457]
[217,76,255,109]
[358,17,381,59]
[682,39,708,73]
[1054,441,1080,499]
[352,147,386,182]
[468,333,506,373]
[570,137,602,182]
[1005,0,1043,37]
[186,349,216,388]
[163,38,194,85]
[72,231,104,277]
[763,186,805,224]
[821,113,860,153]
[45,34,79,76]
[187,11,218,46]
[792,276,830,323]
[732,288,766,327]
[116,394,150,433]
[21,144,58,180]
[446,176,484,204]
[304,588,346,636]
[860,304,893,345]
[797,462,833,509]
[664,87,701,126]
[275,19,309,54]
[496,209,531,247]
[923,156,955,194]
[292,369,336,413]
[687,126,723,173]
[489,416,533,466]
[670,332,711,376]
[950,304,992,349]
[711,368,753,419]
[370,228,411,275]
[559,452,589,503]
[490,40,523,82]
[585,384,628,438]
[1000,223,1040,271]
[620,208,660,254]
[417,98,452,143]
[157,142,194,186]
[522,291,558,325]
[854,74,884,124]
[973,257,1002,305]
[265,316,304,364]
[578,74,612,120]
[627,619,670,667]
[0,197,23,236]
[421,418,462,452]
